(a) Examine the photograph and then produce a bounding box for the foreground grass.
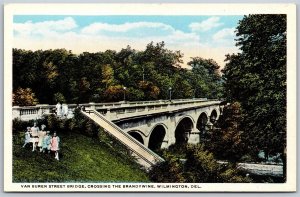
[13,132,149,183]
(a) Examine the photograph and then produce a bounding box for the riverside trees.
[13,42,222,105]
[222,15,286,167]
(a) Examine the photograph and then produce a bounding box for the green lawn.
[13,132,150,183]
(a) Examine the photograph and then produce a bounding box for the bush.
[149,150,185,183]
[149,144,252,183]
[166,143,187,158]
[13,118,29,134]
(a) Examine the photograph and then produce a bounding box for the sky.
[13,15,243,69]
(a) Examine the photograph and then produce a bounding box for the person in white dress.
[56,102,62,117]
[38,124,47,152]
[30,122,39,151]
[62,103,68,117]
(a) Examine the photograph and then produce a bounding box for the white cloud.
[213,27,235,40]
[14,17,77,38]
[189,17,223,32]
[212,27,235,46]
[13,17,239,68]
[14,18,201,49]
[81,22,173,35]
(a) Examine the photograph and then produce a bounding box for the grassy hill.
[13,131,150,183]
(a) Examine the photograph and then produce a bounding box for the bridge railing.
[12,104,56,121]
[85,98,208,109]
[94,98,213,112]
[12,98,215,121]
[97,100,222,121]
[12,104,81,121]
[82,109,164,168]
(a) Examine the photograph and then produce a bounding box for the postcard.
[4,3,296,192]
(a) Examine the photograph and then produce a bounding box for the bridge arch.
[148,124,167,152]
[128,130,144,145]
[196,112,209,131]
[175,117,194,144]
[210,109,218,123]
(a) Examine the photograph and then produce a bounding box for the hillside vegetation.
[13,130,149,183]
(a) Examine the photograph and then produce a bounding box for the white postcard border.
[4,3,297,192]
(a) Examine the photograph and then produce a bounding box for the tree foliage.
[207,102,247,162]
[149,144,251,183]
[222,15,286,159]
[13,87,38,106]
[13,42,222,104]
[188,57,223,99]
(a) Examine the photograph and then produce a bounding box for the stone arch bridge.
[13,99,223,168]
[13,99,222,151]
[87,99,222,150]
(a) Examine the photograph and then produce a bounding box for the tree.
[13,42,223,103]
[101,64,115,88]
[103,85,124,102]
[149,152,186,183]
[13,87,38,106]
[171,72,193,99]
[138,81,160,100]
[140,41,183,74]
[222,15,286,167]
[53,92,66,104]
[187,57,223,99]
[208,102,247,162]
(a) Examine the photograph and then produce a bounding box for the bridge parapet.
[12,104,55,121]
[94,100,222,121]
[12,98,221,121]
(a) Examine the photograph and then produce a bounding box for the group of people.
[22,122,60,161]
[55,102,69,117]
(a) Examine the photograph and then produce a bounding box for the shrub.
[149,150,185,183]
[149,144,251,183]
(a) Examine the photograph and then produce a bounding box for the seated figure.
[22,127,31,148]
